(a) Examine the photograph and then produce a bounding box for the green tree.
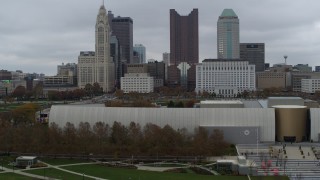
[93,82,103,95]
[128,122,143,153]
[192,127,209,155]
[47,90,61,101]
[167,100,175,107]
[12,103,39,125]
[78,122,93,154]
[114,89,124,99]
[142,123,162,155]
[175,101,184,108]
[63,122,77,153]
[11,85,26,101]
[48,122,63,153]
[111,121,128,146]
[33,82,44,99]
[93,122,110,153]
[208,129,229,156]
[84,84,94,97]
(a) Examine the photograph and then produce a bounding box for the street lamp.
[256,127,259,156]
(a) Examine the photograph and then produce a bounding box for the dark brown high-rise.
[168,9,198,90]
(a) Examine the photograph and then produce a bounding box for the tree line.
[6,82,104,102]
[0,119,234,157]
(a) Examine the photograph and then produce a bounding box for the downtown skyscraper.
[108,11,133,64]
[168,9,199,90]
[133,44,146,64]
[240,43,265,72]
[78,4,115,92]
[217,9,240,59]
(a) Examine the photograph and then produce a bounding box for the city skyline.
[1,0,320,75]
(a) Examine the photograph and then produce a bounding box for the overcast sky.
[1,0,320,75]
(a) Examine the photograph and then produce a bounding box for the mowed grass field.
[64,164,284,180]
[25,167,94,180]
[39,158,91,166]
[0,172,34,180]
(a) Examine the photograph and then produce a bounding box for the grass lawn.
[63,164,249,180]
[1,156,19,169]
[251,177,289,180]
[0,172,34,180]
[142,163,187,167]
[39,158,91,166]
[25,167,94,180]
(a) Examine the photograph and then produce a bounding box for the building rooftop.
[272,105,307,109]
[202,59,245,62]
[200,100,243,105]
[16,156,37,160]
[220,9,238,18]
[268,97,303,100]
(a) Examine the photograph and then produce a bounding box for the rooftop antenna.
[284,55,288,65]
[102,0,104,6]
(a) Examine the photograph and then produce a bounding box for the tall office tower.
[95,4,114,92]
[169,9,198,90]
[240,43,265,72]
[78,4,114,92]
[133,51,140,64]
[162,52,170,66]
[108,11,133,64]
[133,44,146,64]
[110,35,122,88]
[316,66,320,72]
[163,52,170,82]
[217,9,240,59]
[148,61,165,87]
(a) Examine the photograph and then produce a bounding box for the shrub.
[30,162,48,168]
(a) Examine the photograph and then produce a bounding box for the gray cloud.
[0,0,320,75]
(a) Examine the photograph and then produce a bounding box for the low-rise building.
[196,59,255,97]
[293,64,312,72]
[16,156,38,167]
[121,73,154,93]
[256,72,287,90]
[44,75,75,87]
[301,79,320,94]
[291,72,320,92]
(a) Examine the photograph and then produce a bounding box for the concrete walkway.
[0,166,57,180]
[0,161,107,180]
[41,161,107,180]
[273,145,316,160]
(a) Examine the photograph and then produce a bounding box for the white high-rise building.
[78,4,115,92]
[162,52,170,66]
[217,9,240,59]
[196,59,255,97]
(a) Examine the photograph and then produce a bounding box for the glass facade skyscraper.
[217,9,239,59]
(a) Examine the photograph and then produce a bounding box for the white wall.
[49,106,275,142]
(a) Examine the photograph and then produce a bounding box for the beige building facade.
[273,105,307,142]
[78,5,115,92]
[256,72,287,90]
